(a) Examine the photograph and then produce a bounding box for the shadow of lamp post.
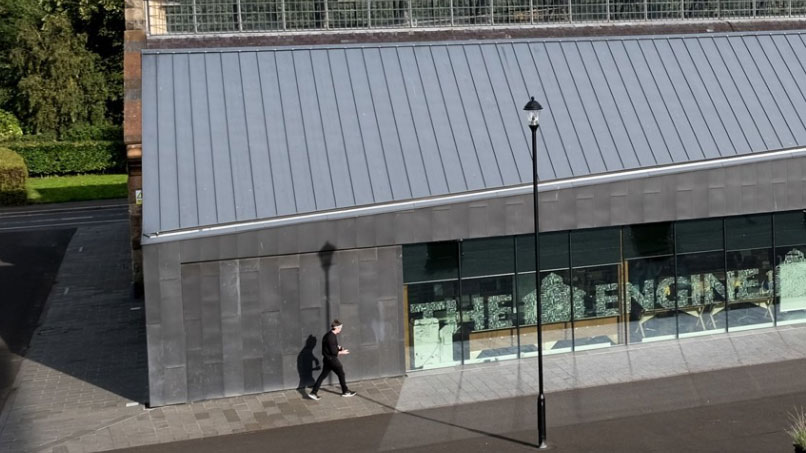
[318,242,336,327]
[523,95,547,449]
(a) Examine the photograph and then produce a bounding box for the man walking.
[309,320,356,400]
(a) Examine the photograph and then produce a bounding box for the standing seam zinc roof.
[141,31,806,237]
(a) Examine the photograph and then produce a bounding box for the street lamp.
[523,96,547,449]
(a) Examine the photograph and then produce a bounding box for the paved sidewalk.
[1,220,805,452]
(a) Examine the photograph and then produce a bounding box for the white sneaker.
[308,393,320,400]
[341,391,356,397]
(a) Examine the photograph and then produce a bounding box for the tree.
[0,0,42,109]
[10,13,108,136]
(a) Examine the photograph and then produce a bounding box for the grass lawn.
[27,174,128,204]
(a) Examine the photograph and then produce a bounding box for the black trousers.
[312,357,348,394]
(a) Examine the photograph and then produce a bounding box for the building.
[124,1,806,406]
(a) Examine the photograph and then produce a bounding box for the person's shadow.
[296,335,320,395]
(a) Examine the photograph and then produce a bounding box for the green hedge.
[0,147,28,205]
[6,140,126,176]
[61,124,123,141]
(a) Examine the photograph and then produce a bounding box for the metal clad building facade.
[141,32,806,406]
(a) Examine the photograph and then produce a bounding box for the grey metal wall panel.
[156,54,179,232]
[163,365,188,404]
[279,267,301,355]
[299,254,322,310]
[756,36,806,146]
[187,54,218,227]
[261,311,283,390]
[221,314,245,396]
[204,54,237,223]
[172,54,200,229]
[146,323,164,405]
[142,55,160,236]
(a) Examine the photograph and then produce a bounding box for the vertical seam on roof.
[172,56,180,228]
[255,53,279,216]
[680,38,738,156]
[703,37,756,151]
[580,42,627,169]
[376,48,414,198]
[642,39,694,162]
[186,55,200,227]
[697,38,751,153]
[666,38,720,159]
[275,52,299,212]
[565,42,613,170]
[325,50,357,206]
[219,53,238,218]
[513,43,557,178]
[479,44,519,184]
[360,49,397,199]
[238,52,260,217]
[774,35,806,135]
[396,48,435,195]
[522,43,564,177]
[493,44,532,182]
[725,36,782,149]
[607,40,662,165]
[309,50,338,208]
[600,41,650,166]
[541,42,590,175]
[428,46,469,191]
[344,49,377,202]
[463,45,505,186]
[411,48,452,192]
[203,55,220,221]
[292,52,319,208]
[447,46,487,187]
[622,39,674,164]
[745,36,798,145]
[154,56,162,231]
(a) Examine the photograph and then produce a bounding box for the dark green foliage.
[0,109,23,141]
[0,147,28,205]
[61,123,122,141]
[6,139,125,176]
[9,13,108,136]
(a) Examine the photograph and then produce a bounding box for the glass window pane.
[676,218,724,253]
[626,256,676,343]
[460,276,517,364]
[571,264,624,350]
[725,214,772,251]
[405,281,462,370]
[775,245,806,326]
[623,222,673,259]
[461,237,514,278]
[676,251,727,337]
[517,270,573,356]
[774,211,806,247]
[726,248,774,331]
[516,232,570,272]
[403,242,458,283]
[570,228,621,267]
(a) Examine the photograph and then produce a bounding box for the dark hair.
[331,319,342,329]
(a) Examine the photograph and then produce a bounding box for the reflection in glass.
[726,249,774,331]
[517,271,574,356]
[461,276,517,364]
[776,246,806,326]
[571,265,623,350]
[405,281,462,370]
[676,251,726,337]
[626,257,676,343]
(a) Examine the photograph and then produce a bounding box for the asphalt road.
[117,359,806,453]
[0,200,128,414]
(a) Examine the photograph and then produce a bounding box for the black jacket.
[322,330,340,360]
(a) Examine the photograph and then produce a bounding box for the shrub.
[62,124,123,141]
[789,407,806,451]
[0,147,28,205]
[6,140,126,176]
[0,110,23,142]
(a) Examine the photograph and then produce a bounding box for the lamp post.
[523,96,547,449]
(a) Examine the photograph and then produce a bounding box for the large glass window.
[774,212,806,326]
[460,238,517,364]
[570,228,624,350]
[725,215,774,331]
[403,242,461,370]
[517,232,572,356]
[676,219,726,337]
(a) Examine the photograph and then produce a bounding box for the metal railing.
[145,0,805,34]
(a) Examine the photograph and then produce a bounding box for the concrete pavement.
[1,215,805,452]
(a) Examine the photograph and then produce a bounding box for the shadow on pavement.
[0,229,75,413]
